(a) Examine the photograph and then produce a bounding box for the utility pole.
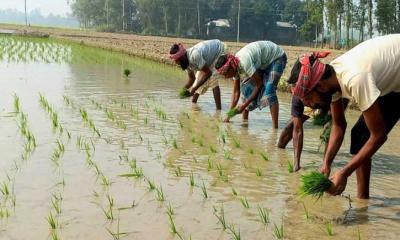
[197,0,201,37]
[24,0,28,26]
[236,0,240,42]
[122,0,125,31]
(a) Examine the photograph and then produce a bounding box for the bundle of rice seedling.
[179,88,191,98]
[299,171,332,199]
[312,112,331,126]
[123,69,131,77]
[226,108,238,118]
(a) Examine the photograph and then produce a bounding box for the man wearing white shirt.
[288,34,400,199]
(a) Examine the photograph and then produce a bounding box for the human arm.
[224,78,240,122]
[189,66,212,94]
[320,99,347,176]
[236,72,263,113]
[184,70,196,90]
[327,101,387,195]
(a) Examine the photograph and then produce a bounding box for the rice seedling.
[256,167,263,177]
[166,202,174,216]
[299,171,332,199]
[56,139,65,153]
[216,163,224,177]
[179,88,191,99]
[0,182,10,196]
[325,222,334,236]
[107,215,128,240]
[257,205,270,225]
[146,178,156,191]
[51,195,62,215]
[50,231,60,240]
[123,68,131,77]
[207,158,213,171]
[287,160,294,173]
[357,226,362,240]
[227,224,241,240]
[313,112,331,126]
[102,205,114,220]
[172,139,178,149]
[201,181,208,199]
[302,202,310,220]
[248,148,254,154]
[129,159,137,170]
[231,187,238,196]
[155,185,165,202]
[13,94,20,113]
[47,212,58,229]
[0,207,10,218]
[273,221,284,240]
[173,166,182,177]
[240,196,250,209]
[232,137,241,148]
[119,167,144,178]
[209,145,217,154]
[223,150,233,160]
[226,108,238,118]
[260,152,269,161]
[220,132,226,144]
[189,172,195,187]
[213,204,227,230]
[100,174,111,186]
[197,138,204,147]
[167,213,184,239]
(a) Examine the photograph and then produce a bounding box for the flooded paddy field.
[0,36,399,240]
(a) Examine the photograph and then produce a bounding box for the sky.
[0,0,72,16]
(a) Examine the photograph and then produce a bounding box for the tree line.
[69,0,400,48]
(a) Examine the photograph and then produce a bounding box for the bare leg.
[212,86,222,110]
[192,93,199,104]
[278,118,294,148]
[278,115,309,148]
[270,102,279,129]
[356,158,372,199]
[242,109,249,122]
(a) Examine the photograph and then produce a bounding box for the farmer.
[169,39,227,110]
[288,34,400,199]
[215,41,287,128]
[277,95,331,172]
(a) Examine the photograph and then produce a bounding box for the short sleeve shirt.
[330,34,400,111]
[186,39,225,71]
[235,41,284,79]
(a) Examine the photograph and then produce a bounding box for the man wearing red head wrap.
[288,34,400,199]
[169,39,227,110]
[215,41,287,128]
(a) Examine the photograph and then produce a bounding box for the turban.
[292,51,331,98]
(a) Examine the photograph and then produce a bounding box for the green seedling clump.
[313,112,331,126]
[300,171,332,199]
[226,108,238,118]
[179,88,191,99]
[123,69,131,77]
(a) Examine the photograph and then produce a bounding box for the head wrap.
[217,54,240,74]
[292,51,331,98]
[169,43,187,61]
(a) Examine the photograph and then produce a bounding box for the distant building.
[205,19,297,45]
[205,19,235,40]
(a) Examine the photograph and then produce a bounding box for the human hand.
[223,117,230,123]
[327,170,348,196]
[320,164,331,177]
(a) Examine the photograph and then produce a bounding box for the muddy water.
[0,36,399,240]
